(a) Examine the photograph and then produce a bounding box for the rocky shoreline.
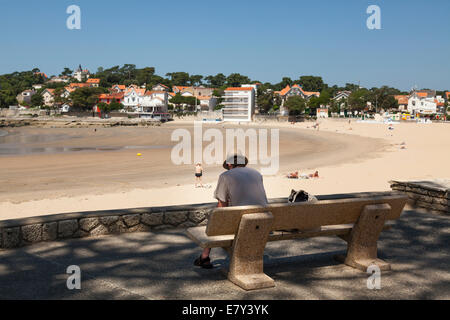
[0,117,162,128]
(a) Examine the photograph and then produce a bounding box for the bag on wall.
[288,189,318,203]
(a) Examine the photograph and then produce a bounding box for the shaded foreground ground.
[0,207,449,300]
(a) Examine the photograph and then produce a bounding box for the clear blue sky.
[0,0,449,91]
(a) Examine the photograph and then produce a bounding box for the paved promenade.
[0,207,449,300]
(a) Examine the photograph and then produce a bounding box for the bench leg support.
[227,212,275,291]
[343,204,392,272]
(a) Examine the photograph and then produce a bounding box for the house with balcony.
[41,89,55,107]
[333,91,352,101]
[275,84,320,115]
[98,92,125,105]
[140,91,169,114]
[221,87,255,122]
[123,86,146,112]
[407,90,438,116]
[394,95,409,111]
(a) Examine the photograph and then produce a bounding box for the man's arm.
[214,174,229,207]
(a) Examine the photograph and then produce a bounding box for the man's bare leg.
[201,248,211,259]
[195,200,227,266]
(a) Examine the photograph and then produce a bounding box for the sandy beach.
[0,119,449,220]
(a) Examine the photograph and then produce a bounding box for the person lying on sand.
[193,154,268,269]
[287,171,299,179]
[309,171,319,178]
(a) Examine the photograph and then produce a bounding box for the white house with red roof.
[197,96,217,111]
[41,89,55,107]
[276,84,320,100]
[407,90,438,115]
[123,86,146,111]
[98,92,125,105]
[221,87,255,122]
[275,84,320,115]
[152,83,170,92]
[140,91,169,113]
[86,78,100,87]
[111,84,126,93]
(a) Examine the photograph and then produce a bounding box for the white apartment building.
[221,87,255,122]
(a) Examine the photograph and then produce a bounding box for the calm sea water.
[0,129,170,155]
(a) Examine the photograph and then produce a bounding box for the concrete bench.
[186,193,408,290]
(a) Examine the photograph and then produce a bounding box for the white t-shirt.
[214,167,268,207]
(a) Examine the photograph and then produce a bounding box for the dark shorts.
[195,173,202,178]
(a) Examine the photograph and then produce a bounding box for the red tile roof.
[99,93,124,99]
[277,84,319,97]
[394,95,409,105]
[173,86,191,93]
[86,78,100,84]
[69,83,91,88]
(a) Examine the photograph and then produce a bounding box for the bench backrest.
[206,194,408,236]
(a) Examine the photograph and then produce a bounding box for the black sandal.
[194,255,214,269]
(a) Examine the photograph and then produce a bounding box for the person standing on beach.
[193,154,268,269]
[195,163,203,188]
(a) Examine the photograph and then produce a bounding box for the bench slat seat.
[187,222,394,249]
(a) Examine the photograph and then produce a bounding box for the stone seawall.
[0,192,404,250]
[390,180,450,215]
[0,203,219,250]
[0,118,161,128]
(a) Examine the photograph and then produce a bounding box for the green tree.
[120,64,137,80]
[189,75,203,86]
[308,89,331,109]
[212,89,224,108]
[60,68,73,77]
[257,91,277,114]
[285,96,307,115]
[170,93,185,108]
[205,73,226,87]
[53,87,68,107]
[276,77,293,90]
[168,72,190,86]
[226,73,251,87]
[70,87,107,111]
[97,101,123,115]
[298,76,326,92]
[31,93,44,107]
[348,89,370,111]
[136,67,155,86]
